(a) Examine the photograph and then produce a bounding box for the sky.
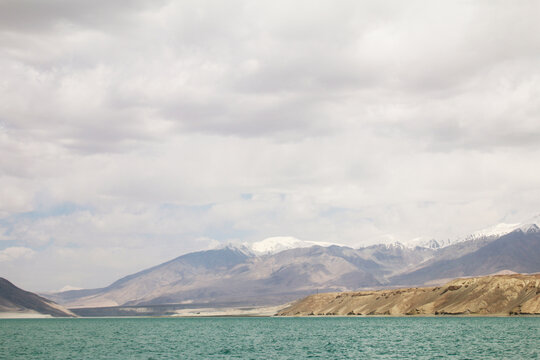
[1,0,540,292]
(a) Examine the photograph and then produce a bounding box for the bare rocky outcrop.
[277,274,540,316]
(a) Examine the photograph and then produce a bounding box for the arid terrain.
[277,274,540,316]
[48,226,540,309]
[0,278,75,318]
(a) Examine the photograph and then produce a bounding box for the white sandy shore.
[0,311,53,319]
[2,304,291,318]
[171,304,289,317]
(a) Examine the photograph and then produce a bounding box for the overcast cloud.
[1,0,540,291]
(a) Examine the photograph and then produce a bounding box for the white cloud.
[0,0,539,291]
[0,247,35,262]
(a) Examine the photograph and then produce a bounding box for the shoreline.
[2,313,539,319]
[0,312,53,319]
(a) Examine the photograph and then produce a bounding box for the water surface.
[1,317,538,359]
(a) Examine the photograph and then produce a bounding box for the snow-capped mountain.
[406,238,443,249]
[221,214,540,255]
[248,236,343,255]
[379,241,407,250]
[517,223,540,234]
[48,217,540,311]
[462,222,521,242]
[405,222,524,249]
[217,236,344,256]
[405,214,540,250]
[449,214,540,246]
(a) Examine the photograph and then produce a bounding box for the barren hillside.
[277,274,540,316]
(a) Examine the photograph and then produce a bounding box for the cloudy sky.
[1,0,539,292]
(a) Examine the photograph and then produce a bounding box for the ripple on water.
[0,317,539,359]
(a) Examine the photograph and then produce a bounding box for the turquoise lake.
[1,317,539,359]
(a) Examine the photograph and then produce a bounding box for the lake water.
[1,317,539,359]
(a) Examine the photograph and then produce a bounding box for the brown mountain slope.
[50,246,386,308]
[0,278,75,317]
[277,274,540,316]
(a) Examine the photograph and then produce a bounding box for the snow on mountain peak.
[249,236,341,255]
[381,241,406,250]
[516,223,540,234]
[221,242,255,256]
[221,214,540,255]
[405,237,441,249]
[429,215,540,248]
[463,217,539,241]
[403,214,539,250]
[467,222,521,240]
[417,239,441,249]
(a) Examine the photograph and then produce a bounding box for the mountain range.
[46,218,540,310]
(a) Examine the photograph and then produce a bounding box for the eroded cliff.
[277,274,540,316]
